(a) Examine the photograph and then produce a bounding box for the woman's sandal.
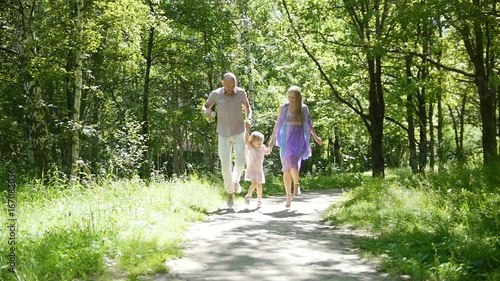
[293,184,301,197]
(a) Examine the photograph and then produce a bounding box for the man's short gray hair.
[223,72,237,85]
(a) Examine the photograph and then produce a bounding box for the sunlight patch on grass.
[325,167,500,281]
[0,175,223,280]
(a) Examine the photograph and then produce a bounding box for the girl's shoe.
[244,195,251,205]
[257,200,262,208]
[285,194,292,208]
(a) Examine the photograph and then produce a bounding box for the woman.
[269,86,323,208]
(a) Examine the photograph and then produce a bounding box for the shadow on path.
[144,189,394,281]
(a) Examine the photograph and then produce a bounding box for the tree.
[71,0,84,180]
[281,0,395,177]
[140,1,156,178]
[429,0,499,165]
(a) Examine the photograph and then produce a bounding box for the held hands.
[268,137,275,149]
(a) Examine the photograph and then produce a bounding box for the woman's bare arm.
[268,106,283,147]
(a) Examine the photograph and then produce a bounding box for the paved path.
[149,189,393,281]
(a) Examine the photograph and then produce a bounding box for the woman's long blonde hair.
[287,86,303,125]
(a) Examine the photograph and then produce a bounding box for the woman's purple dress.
[275,103,313,171]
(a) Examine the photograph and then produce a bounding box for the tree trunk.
[405,56,418,174]
[416,42,428,173]
[202,31,216,172]
[447,97,466,163]
[172,127,185,177]
[368,2,385,178]
[477,81,497,164]
[141,25,155,179]
[71,0,84,180]
[459,97,466,162]
[27,83,49,178]
[64,51,75,176]
[417,87,427,173]
[172,82,185,176]
[368,56,385,177]
[458,5,498,164]
[447,104,460,161]
[333,127,342,169]
[18,1,50,178]
[436,17,445,171]
[437,92,444,170]
[429,101,435,171]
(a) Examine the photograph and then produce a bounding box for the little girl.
[244,123,272,207]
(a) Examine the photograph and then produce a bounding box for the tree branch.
[392,48,475,78]
[384,115,408,132]
[0,46,18,56]
[281,0,371,131]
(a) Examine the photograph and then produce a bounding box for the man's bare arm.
[202,101,214,117]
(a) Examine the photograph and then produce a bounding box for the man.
[203,72,253,207]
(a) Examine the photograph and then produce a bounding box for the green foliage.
[301,172,365,189]
[15,229,106,281]
[260,172,365,196]
[116,238,181,278]
[0,175,223,280]
[2,0,497,181]
[104,116,147,178]
[325,167,500,280]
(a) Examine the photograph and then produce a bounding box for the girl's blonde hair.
[287,86,303,125]
[249,131,264,144]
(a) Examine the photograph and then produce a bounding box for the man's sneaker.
[234,182,242,194]
[257,200,262,208]
[244,195,251,205]
[227,193,234,208]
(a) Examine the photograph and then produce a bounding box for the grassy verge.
[324,166,500,281]
[0,175,223,280]
[259,171,364,196]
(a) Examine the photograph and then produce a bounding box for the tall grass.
[325,166,500,281]
[0,175,223,280]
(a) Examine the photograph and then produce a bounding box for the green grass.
[0,175,223,280]
[324,167,500,281]
[258,171,364,196]
[3,166,497,281]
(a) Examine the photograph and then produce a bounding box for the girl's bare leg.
[245,183,256,204]
[256,183,263,200]
[256,183,263,207]
[246,183,256,198]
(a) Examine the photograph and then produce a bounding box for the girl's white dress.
[244,145,269,184]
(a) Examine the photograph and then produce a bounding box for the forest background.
[1,0,499,179]
[0,0,499,280]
